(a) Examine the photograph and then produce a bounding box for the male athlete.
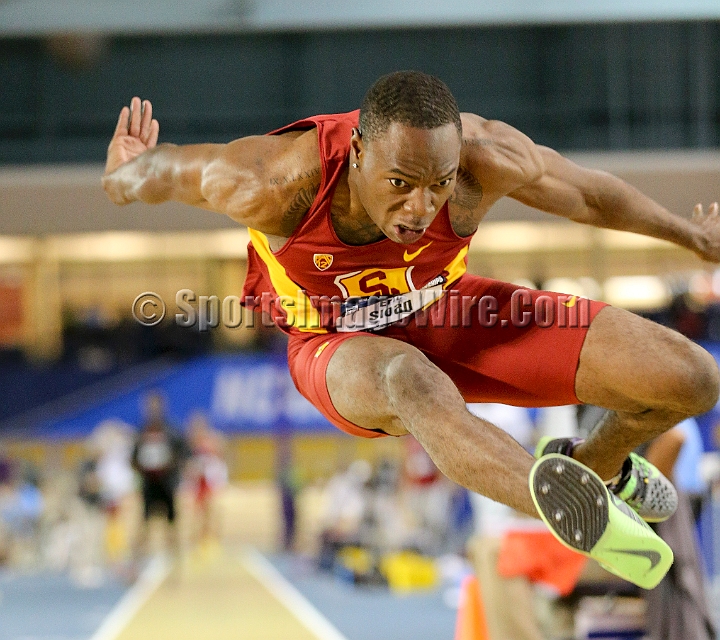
[102,71,720,588]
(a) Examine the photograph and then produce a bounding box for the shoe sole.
[530,454,673,590]
[535,438,677,524]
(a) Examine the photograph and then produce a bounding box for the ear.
[350,127,364,164]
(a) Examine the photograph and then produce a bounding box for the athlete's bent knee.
[672,342,720,415]
[689,346,720,413]
[382,351,437,404]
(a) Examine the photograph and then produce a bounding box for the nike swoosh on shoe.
[607,548,662,571]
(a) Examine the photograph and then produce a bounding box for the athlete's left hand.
[693,202,720,262]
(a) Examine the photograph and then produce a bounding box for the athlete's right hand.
[104,96,159,177]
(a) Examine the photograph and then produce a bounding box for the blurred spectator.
[317,459,372,571]
[642,426,716,640]
[465,403,546,640]
[131,391,190,562]
[671,418,709,522]
[0,451,15,565]
[70,420,135,585]
[0,458,44,568]
[401,437,455,554]
[447,484,474,555]
[90,419,135,565]
[185,411,228,546]
[708,417,720,483]
[0,448,11,485]
[72,447,105,585]
[275,432,302,552]
[91,420,135,512]
[364,458,406,553]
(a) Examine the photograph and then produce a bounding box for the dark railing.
[0,22,718,164]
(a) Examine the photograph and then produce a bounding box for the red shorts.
[287,275,607,438]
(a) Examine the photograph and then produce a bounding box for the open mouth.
[395,224,426,243]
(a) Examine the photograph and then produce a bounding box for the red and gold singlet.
[241,110,473,335]
[241,111,607,438]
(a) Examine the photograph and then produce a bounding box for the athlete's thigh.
[325,333,439,436]
[575,305,719,413]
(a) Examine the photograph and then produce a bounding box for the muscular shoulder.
[459,113,544,193]
[201,128,322,235]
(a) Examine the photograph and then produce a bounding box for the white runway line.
[88,555,170,640]
[241,548,350,640]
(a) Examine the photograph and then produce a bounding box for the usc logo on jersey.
[313,253,333,271]
[334,267,416,297]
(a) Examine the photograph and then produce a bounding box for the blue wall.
[11,344,720,446]
[26,354,334,439]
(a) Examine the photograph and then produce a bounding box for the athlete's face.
[351,122,461,244]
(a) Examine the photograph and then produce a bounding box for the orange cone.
[454,575,490,640]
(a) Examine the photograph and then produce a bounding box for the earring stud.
[352,163,359,169]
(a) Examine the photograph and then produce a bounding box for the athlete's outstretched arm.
[507,143,720,263]
[102,96,216,207]
[102,97,318,235]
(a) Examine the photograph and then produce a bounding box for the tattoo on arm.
[449,167,483,211]
[280,183,320,236]
[270,166,321,186]
[449,167,484,237]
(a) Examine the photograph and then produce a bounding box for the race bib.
[336,275,446,333]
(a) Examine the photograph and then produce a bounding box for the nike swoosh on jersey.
[608,548,662,570]
[403,242,433,262]
[562,296,578,307]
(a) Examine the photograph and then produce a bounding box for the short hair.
[359,71,462,141]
